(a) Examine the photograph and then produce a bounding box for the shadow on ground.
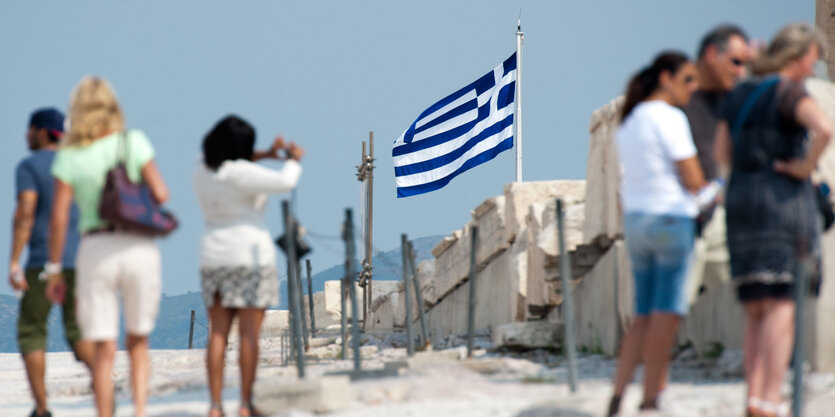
[515,407,593,417]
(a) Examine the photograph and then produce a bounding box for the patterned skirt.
[200,265,279,309]
[726,173,821,302]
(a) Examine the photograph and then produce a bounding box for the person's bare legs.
[612,317,649,396]
[73,339,95,370]
[126,334,150,417]
[238,308,265,416]
[743,301,767,407]
[207,295,235,417]
[642,313,681,405]
[23,350,48,414]
[760,299,795,406]
[92,340,117,417]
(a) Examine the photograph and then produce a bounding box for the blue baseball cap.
[29,108,65,137]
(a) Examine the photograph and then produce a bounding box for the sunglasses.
[731,57,746,67]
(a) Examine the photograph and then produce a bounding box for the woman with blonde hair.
[714,23,831,417]
[46,76,170,417]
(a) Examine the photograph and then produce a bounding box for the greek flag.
[393,53,517,198]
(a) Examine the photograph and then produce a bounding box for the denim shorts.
[624,212,695,316]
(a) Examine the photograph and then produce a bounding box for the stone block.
[229,310,289,346]
[368,281,400,304]
[525,198,587,316]
[504,180,586,245]
[261,310,289,336]
[470,195,509,265]
[366,293,394,331]
[307,281,343,329]
[307,279,389,330]
[492,322,562,350]
[676,279,744,356]
[383,349,462,369]
[459,357,544,376]
[584,97,624,244]
[565,240,632,356]
[425,247,524,340]
[430,224,476,304]
[414,258,438,306]
[253,376,350,413]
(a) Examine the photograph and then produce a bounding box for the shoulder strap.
[731,76,780,143]
[118,130,131,165]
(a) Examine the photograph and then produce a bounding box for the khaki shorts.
[685,205,732,305]
[76,233,161,340]
[17,268,82,355]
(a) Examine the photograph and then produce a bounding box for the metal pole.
[407,240,429,348]
[282,200,305,378]
[557,199,578,392]
[514,21,524,183]
[402,234,414,356]
[344,209,362,371]
[361,141,368,327]
[340,275,347,360]
[367,132,374,322]
[467,226,479,358]
[296,261,309,350]
[188,310,195,349]
[288,264,296,363]
[306,259,316,335]
[792,257,809,416]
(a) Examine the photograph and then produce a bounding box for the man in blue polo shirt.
[8,108,93,417]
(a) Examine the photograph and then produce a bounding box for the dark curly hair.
[202,115,256,170]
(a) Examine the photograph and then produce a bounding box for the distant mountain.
[0,293,73,353]
[0,235,443,353]
[0,292,209,352]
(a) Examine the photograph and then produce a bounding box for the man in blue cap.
[8,108,93,417]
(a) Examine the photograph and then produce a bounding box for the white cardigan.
[193,158,302,269]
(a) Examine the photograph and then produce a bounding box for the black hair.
[621,51,690,122]
[697,24,748,59]
[202,115,256,170]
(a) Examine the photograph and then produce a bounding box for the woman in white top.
[607,51,706,416]
[193,115,303,417]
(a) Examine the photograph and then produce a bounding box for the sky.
[0,1,815,296]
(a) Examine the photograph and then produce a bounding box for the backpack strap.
[731,76,780,144]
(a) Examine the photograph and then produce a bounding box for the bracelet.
[44,261,62,275]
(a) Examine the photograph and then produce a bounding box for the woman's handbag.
[816,181,835,231]
[99,132,178,237]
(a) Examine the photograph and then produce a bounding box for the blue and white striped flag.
[393,53,517,198]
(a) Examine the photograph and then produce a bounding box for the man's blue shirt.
[15,149,80,269]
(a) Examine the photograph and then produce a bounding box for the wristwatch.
[38,261,62,282]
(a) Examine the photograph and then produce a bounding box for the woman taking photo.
[47,77,170,417]
[193,115,303,417]
[714,23,831,417]
[608,51,705,416]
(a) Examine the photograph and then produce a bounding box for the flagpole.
[515,20,524,183]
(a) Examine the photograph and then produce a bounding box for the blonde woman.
[45,77,170,417]
[714,23,831,417]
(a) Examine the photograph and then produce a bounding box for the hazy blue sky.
[0,1,814,296]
